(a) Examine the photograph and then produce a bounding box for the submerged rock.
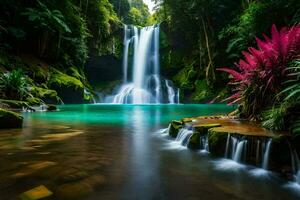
[19,185,53,200]
[0,108,23,129]
[46,104,57,111]
[56,175,106,200]
[169,120,183,138]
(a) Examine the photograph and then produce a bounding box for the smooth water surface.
[0,104,299,200]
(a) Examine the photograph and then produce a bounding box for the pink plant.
[218,24,300,110]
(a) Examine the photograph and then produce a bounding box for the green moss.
[169,120,183,138]
[193,124,222,134]
[208,129,228,156]
[25,97,42,106]
[187,132,201,149]
[187,124,222,150]
[49,68,83,89]
[0,99,29,109]
[31,86,57,99]
[0,108,23,129]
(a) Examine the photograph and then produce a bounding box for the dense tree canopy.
[154,0,300,103]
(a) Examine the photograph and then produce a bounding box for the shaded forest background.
[0,0,299,104]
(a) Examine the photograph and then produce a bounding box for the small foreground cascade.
[105,25,180,104]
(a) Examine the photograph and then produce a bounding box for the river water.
[0,104,299,199]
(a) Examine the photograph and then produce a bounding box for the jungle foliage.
[153,0,300,103]
[0,0,150,104]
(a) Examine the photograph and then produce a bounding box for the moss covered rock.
[193,124,221,134]
[188,124,222,150]
[0,99,29,109]
[187,131,201,149]
[181,117,195,124]
[0,109,23,129]
[208,128,228,156]
[46,104,57,111]
[169,120,183,138]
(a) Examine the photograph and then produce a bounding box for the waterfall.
[231,136,238,159]
[233,140,247,163]
[106,25,179,104]
[123,25,131,84]
[175,128,193,146]
[165,80,175,104]
[225,134,230,158]
[256,140,260,166]
[262,139,272,170]
[176,89,180,104]
[200,135,209,152]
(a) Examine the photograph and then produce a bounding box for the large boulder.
[207,128,228,156]
[0,99,34,111]
[46,104,57,111]
[169,120,183,138]
[0,109,23,129]
[187,132,201,149]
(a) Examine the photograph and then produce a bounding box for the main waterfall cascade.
[105,25,180,104]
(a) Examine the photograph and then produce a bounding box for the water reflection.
[0,104,299,200]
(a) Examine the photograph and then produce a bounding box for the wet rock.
[46,104,57,111]
[169,120,183,138]
[56,182,93,200]
[188,124,221,150]
[56,168,89,184]
[208,129,228,156]
[187,132,201,150]
[12,161,57,178]
[56,175,106,200]
[181,117,195,124]
[0,108,23,129]
[0,99,30,110]
[193,124,221,134]
[19,185,53,200]
[269,134,293,175]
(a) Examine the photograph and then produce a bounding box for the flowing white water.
[165,80,175,104]
[176,89,180,104]
[233,140,246,163]
[175,128,193,146]
[123,25,130,83]
[200,135,209,152]
[231,137,238,159]
[262,139,272,170]
[256,140,260,165]
[225,134,230,158]
[106,25,179,104]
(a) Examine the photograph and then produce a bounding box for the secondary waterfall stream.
[106,25,180,104]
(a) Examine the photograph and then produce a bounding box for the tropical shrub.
[0,69,30,100]
[218,24,300,120]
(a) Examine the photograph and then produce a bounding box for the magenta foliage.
[218,24,300,105]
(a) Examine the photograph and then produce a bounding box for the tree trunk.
[39,31,48,58]
[85,0,89,17]
[56,31,62,60]
[118,0,121,16]
[201,15,215,86]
